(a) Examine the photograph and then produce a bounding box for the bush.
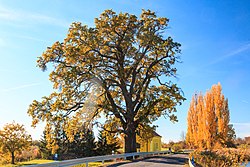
[16,145,41,162]
[170,141,186,152]
[190,148,248,167]
[172,143,181,152]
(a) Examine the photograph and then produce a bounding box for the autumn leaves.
[186,83,233,149]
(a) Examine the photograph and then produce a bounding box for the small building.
[119,131,162,153]
[139,131,162,152]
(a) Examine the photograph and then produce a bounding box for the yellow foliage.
[28,9,185,153]
[0,122,32,164]
[186,83,232,150]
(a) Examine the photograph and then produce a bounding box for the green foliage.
[190,149,248,167]
[38,127,97,160]
[82,129,96,157]
[38,131,53,159]
[28,9,185,153]
[225,124,236,148]
[163,141,186,152]
[0,122,32,164]
[96,128,120,155]
[96,131,109,155]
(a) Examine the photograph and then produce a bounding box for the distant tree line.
[235,136,250,147]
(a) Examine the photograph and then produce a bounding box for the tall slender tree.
[186,83,234,149]
[186,96,195,148]
[204,91,217,149]
[221,99,230,143]
[196,93,205,149]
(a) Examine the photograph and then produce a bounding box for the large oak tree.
[28,9,185,153]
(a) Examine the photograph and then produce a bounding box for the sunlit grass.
[72,161,115,167]
[0,159,54,167]
[73,162,104,167]
[161,147,169,151]
[0,160,114,167]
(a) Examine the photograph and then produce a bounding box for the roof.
[152,131,162,137]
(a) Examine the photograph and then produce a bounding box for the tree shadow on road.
[143,155,188,165]
[106,155,188,167]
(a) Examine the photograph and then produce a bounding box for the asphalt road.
[107,153,189,167]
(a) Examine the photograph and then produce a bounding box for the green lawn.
[0,159,54,167]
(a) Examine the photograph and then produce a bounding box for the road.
[106,153,189,167]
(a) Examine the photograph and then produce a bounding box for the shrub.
[190,148,248,167]
[172,143,181,152]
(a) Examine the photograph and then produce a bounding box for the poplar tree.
[204,91,217,149]
[221,99,230,143]
[186,83,234,149]
[186,96,196,148]
[196,93,205,149]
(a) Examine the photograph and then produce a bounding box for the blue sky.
[0,0,249,142]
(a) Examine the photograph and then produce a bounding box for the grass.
[73,162,107,167]
[0,159,115,167]
[0,159,54,167]
[161,147,169,151]
[72,160,120,167]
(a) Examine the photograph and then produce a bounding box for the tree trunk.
[11,151,15,164]
[124,122,137,153]
[146,140,148,152]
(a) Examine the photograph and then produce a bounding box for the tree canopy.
[28,9,185,153]
[0,122,32,164]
